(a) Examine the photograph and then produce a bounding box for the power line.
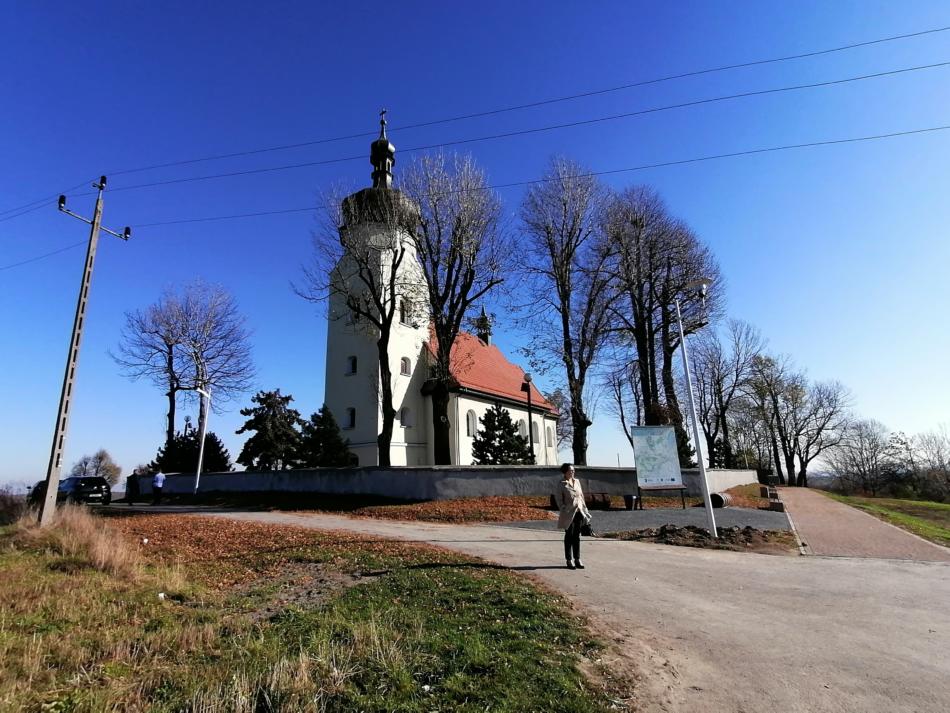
[95,60,950,197]
[0,240,89,271]
[4,24,947,220]
[5,122,948,271]
[0,179,96,223]
[134,206,316,228]
[102,24,950,178]
[126,123,949,226]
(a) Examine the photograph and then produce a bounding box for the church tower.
[323,114,431,466]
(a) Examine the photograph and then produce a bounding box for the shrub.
[14,505,143,579]
[0,486,26,526]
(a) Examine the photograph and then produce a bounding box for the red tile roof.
[427,331,557,414]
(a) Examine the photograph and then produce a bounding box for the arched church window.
[400,407,412,427]
[466,410,477,437]
[546,426,554,448]
[399,299,408,325]
[345,408,356,429]
[400,357,411,375]
[518,419,527,438]
[346,356,357,375]
[531,422,539,444]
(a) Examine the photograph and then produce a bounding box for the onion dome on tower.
[371,109,396,188]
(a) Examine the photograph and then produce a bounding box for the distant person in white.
[152,470,166,505]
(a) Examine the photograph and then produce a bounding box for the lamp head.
[686,277,713,297]
[523,373,532,384]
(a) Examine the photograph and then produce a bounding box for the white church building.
[324,117,559,467]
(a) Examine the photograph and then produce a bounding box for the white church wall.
[324,284,382,467]
[455,394,559,466]
[325,218,430,467]
[386,322,429,465]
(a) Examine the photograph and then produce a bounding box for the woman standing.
[554,463,591,570]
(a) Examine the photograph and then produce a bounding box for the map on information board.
[631,426,683,488]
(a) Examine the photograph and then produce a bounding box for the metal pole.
[675,298,718,538]
[39,182,105,525]
[193,387,210,495]
[523,374,535,463]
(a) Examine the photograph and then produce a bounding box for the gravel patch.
[499,506,791,532]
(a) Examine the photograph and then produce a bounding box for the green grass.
[0,513,617,712]
[824,493,950,547]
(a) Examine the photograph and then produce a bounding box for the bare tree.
[114,292,189,447]
[518,157,614,465]
[691,320,765,467]
[727,396,773,471]
[298,183,424,467]
[794,380,851,487]
[827,419,896,495]
[747,354,802,485]
[604,186,724,463]
[113,281,255,446]
[177,282,256,437]
[543,388,575,449]
[400,152,505,464]
[747,354,850,486]
[603,360,644,453]
[915,426,950,499]
[70,449,122,486]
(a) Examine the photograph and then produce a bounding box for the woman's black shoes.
[566,560,576,570]
[574,560,585,569]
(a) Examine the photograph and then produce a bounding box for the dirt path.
[191,509,950,713]
[780,487,950,561]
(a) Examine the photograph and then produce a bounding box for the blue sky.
[2,1,949,485]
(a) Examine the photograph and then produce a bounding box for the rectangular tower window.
[344,407,356,429]
[346,356,357,375]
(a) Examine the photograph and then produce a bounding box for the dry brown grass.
[13,505,144,580]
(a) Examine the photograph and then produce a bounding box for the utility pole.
[38,176,130,526]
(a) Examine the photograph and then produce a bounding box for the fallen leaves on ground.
[104,514,467,589]
[304,495,556,523]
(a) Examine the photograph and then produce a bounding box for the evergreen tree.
[236,389,304,471]
[150,430,232,473]
[472,403,534,465]
[296,405,355,467]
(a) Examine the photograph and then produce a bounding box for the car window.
[58,479,75,491]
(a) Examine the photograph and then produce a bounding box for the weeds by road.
[824,493,950,547]
[1,507,632,712]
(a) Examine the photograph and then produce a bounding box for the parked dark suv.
[29,477,112,506]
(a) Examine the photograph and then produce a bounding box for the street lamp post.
[193,386,211,495]
[675,278,718,538]
[190,354,211,496]
[522,373,535,463]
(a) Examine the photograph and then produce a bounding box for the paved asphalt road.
[156,509,948,713]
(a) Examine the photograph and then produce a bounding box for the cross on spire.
[370,109,395,188]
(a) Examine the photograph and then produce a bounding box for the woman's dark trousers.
[564,512,582,562]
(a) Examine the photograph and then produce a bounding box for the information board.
[631,426,683,488]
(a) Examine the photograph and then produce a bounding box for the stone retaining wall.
[134,466,757,500]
